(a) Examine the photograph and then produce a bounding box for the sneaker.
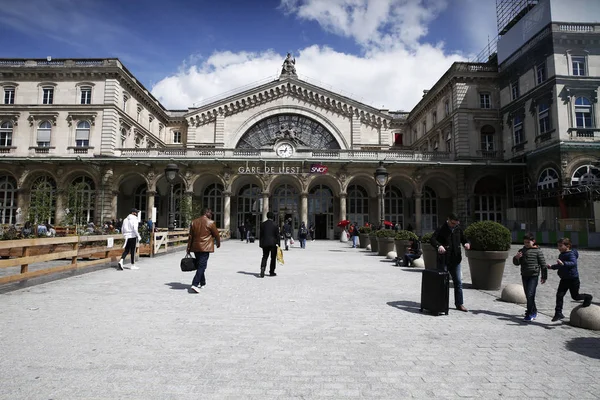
[117,260,123,270]
[190,285,201,293]
[582,294,593,307]
[523,315,533,322]
[531,313,537,320]
[551,313,565,322]
[128,265,139,270]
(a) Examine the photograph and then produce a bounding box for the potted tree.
[464,221,512,290]
[376,229,396,256]
[394,230,418,257]
[368,229,379,253]
[420,232,437,270]
[358,226,371,249]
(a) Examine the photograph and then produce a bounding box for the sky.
[0,0,498,112]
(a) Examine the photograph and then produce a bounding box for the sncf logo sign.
[310,164,328,174]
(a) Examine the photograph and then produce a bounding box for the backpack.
[300,227,307,235]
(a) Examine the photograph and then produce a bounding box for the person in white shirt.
[118,208,141,270]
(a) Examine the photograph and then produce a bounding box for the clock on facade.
[275,142,294,158]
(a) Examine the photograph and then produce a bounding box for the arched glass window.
[384,185,403,228]
[575,97,593,128]
[37,121,52,147]
[571,164,600,186]
[0,121,13,147]
[0,175,17,224]
[421,187,438,232]
[203,183,223,228]
[537,168,560,190]
[346,184,369,226]
[30,176,57,224]
[271,184,299,229]
[67,176,95,225]
[120,127,127,147]
[173,183,184,228]
[76,121,90,147]
[134,185,148,222]
[237,184,261,235]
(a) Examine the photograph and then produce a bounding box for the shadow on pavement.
[470,308,557,329]
[566,337,600,359]
[237,271,262,278]
[400,268,423,273]
[165,282,190,290]
[387,300,424,315]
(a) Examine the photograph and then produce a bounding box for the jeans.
[351,235,358,247]
[261,246,277,273]
[555,277,586,313]
[440,263,464,307]
[192,252,210,287]
[522,275,539,317]
[300,238,306,249]
[404,253,419,266]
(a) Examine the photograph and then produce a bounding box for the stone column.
[414,192,422,234]
[301,192,308,224]
[146,190,156,223]
[262,192,269,222]
[339,192,347,221]
[111,190,119,218]
[55,191,66,224]
[223,191,231,233]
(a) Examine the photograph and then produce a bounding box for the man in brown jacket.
[187,208,221,293]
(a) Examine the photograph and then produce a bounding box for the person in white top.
[118,208,142,270]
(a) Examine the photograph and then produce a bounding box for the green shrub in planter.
[394,230,418,240]
[420,232,434,243]
[464,221,511,251]
[358,226,372,234]
[376,229,397,238]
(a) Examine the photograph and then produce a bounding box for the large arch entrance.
[271,183,299,231]
[308,184,334,240]
[237,183,262,238]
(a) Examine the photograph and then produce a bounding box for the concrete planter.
[368,234,378,253]
[358,233,370,249]
[394,239,410,256]
[378,237,395,256]
[422,245,437,270]
[466,250,509,290]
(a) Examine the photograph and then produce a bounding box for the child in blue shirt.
[547,237,593,322]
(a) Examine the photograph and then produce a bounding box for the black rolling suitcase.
[420,269,449,315]
[249,236,255,243]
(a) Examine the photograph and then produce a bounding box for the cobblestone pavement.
[1,240,599,399]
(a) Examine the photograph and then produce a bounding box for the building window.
[203,183,224,228]
[537,168,559,190]
[0,121,13,146]
[67,176,95,225]
[575,97,593,128]
[445,130,451,152]
[42,87,54,104]
[136,105,142,122]
[444,100,450,116]
[421,187,437,232]
[513,115,524,144]
[75,121,90,147]
[173,131,182,144]
[511,81,519,100]
[237,184,262,236]
[384,185,404,229]
[0,175,18,224]
[29,176,57,225]
[422,121,426,135]
[480,93,491,109]
[432,111,437,125]
[394,133,403,146]
[536,61,547,85]
[433,139,439,150]
[3,87,15,104]
[347,184,369,226]
[571,164,600,186]
[572,56,586,76]
[37,121,52,147]
[123,94,129,111]
[538,103,551,134]
[80,87,91,104]
[481,126,495,151]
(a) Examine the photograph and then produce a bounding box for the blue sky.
[0,0,498,111]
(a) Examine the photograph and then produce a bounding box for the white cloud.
[151,0,467,111]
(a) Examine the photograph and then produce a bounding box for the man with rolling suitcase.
[430,213,470,312]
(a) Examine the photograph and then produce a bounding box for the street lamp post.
[373,162,389,230]
[164,163,179,231]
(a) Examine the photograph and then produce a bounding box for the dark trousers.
[120,238,137,265]
[404,253,419,267]
[192,252,210,287]
[261,246,277,273]
[522,275,539,317]
[555,277,587,313]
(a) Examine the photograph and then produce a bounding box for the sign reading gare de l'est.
[237,163,328,175]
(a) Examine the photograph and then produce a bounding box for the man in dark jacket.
[430,213,471,312]
[187,208,221,293]
[259,211,280,277]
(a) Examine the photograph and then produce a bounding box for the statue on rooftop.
[281,53,297,76]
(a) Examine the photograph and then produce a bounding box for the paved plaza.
[1,239,599,399]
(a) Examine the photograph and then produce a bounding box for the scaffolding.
[496,0,539,35]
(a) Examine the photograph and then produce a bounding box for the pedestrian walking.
[283,218,293,250]
[350,222,359,248]
[298,221,308,249]
[430,212,470,312]
[512,233,547,321]
[187,208,221,293]
[118,208,141,270]
[548,237,593,322]
[309,223,315,241]
[259,211,280,277]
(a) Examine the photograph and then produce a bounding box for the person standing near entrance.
[309,223,315,241]
[430,212,470,312]
[187,208,221,293]
[283,218,293,250]
[118,208,142,270]
[259,211,280,277]
[298,222,308,249]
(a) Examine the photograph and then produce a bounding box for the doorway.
[315,213,327,240]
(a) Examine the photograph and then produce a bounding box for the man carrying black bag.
[187,208,220,293]
[430,213,470,312]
